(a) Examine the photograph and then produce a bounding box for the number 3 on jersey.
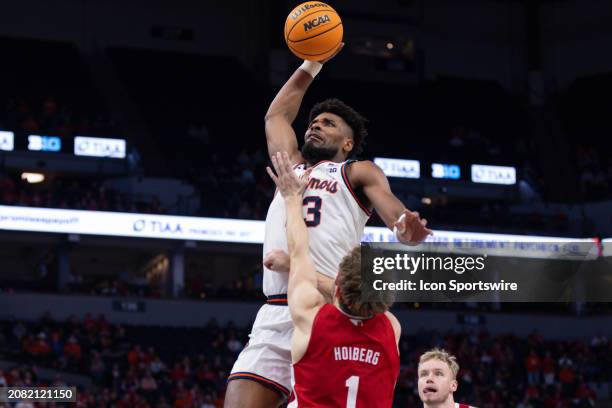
[303,196,322,227]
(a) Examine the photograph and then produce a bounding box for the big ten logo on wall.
[431,163,461,180]
[0,131,14,151]
[28,135,62,152]
[74,136,126,159]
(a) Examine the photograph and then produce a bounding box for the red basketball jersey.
[292,304,400,407]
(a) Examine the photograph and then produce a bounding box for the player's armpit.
[288,281,325,333]
[315,273,334,303]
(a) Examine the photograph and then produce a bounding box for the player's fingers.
[281,151,293,174]
[394,220,406,233]
[301,168,313,182]
[266,166,278,183]
[271,153,281,175]
[421,218,428,227]
[277,152,287,175]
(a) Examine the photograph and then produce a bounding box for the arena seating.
[0,314,607,407]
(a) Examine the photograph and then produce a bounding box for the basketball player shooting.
[268,151,401,407]
[224,46,431,408]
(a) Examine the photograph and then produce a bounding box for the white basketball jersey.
[263,160,371,296]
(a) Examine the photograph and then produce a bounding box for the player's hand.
[320,42,344,64]
[266,151,312,199]
[394,209,433,245]
[263,249,290,273]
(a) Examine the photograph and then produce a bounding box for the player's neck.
[423,396,455,408]
[333,297,372,320]
[305,153,346,168]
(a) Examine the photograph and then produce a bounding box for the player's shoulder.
[383,311,401,343]
[344,160,386,185]
[345,159,383,173]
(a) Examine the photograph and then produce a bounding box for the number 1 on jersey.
[303,196,322,227]
[345,375,360,408]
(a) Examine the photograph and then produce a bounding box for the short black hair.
[308,98,368,157]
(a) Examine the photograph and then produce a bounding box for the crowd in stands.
[0,314,609,407]
[62,273,264,303]
[0,95,117,139]
[0,173,163,214]
[575,144,612,201]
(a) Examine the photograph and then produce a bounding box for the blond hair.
[337,246,394,317]
[419,348,460,379]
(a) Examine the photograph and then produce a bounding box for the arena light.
[21,172,45,184]
[374,157,420,179]
[0,130,14,151]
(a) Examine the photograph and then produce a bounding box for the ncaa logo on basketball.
[304,14,331,31]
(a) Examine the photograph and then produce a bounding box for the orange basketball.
[284,2,343,62]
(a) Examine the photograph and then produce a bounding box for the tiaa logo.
[133,219,183,234]
[304,14,331,32]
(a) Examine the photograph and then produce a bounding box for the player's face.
[302,112,354,163]
[417,359,457,405]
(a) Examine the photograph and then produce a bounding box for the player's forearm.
[265,68,314,123]
[285,196,318,287]
[375,193,406,230]
[285,195,309,257]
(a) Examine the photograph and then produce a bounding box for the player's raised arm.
[266,152,325,330]
[264,46,345,165]
[350,161,433,245]
[264,68,311,165]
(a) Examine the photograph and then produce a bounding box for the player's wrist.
[299,60,323,78]
[285,194,302,203]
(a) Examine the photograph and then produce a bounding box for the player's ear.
[450,379,458,392]
[343,136,354,155]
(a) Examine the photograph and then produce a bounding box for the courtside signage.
[374,157,420,179]
[74,136,126,158]
[471,164,516,185]
[0,206,595,255]
[603,239,612,257]
[0,131,14,151]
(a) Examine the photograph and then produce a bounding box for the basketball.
[284,1,343,61]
